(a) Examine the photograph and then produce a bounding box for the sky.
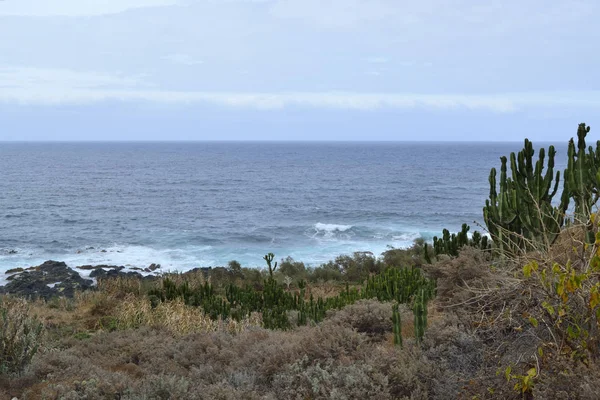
[0,0,599,141]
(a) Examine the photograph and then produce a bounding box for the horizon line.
[0,139,537,144]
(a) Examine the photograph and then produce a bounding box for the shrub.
[382,240,427,268]
[228,260,242,272]
[307,264,344,283]
[324,299,396,341]
[0,296,44,375]
[273,355,391,400]
[133,375,191,400]
[278,257,307,281]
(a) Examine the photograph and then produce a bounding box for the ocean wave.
[314,223,353,233]
[391,232,422,242]
[307,223,356,241]
[0,244,217,276]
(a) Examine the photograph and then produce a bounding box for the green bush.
[278,256,307,281]
[314,252,383,282]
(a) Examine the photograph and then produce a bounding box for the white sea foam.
[60,245,215,272]
[391,232,422,242]
[0,244,218,284]
[314,223,353,232]
[309,223,355,241]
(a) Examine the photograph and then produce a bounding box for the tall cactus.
[484,156,519,254]
[511,142,564,247]
[563,124,600,239]
[413,288,428,345]
[484,139,564,253]
[263,253,278,278]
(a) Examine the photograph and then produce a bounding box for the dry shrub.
[544,224,588,267]
[420,227,600,398]
[129,375,190,400]
[272,355,390,400]
[324,299,403,341]
[159,270,206,291]
[15,309,479,400]
[22,290,121,338]
[0,296,44,375]
[115,295,262,335]
[424,247,499,307]
[96,276,147,298]
[363,345,433,400]
[307,282,346,299]
[420,313,484,399]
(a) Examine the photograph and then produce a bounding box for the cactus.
[263,253,278,278]
[484,138,565,253]
[432,224,490,258]
[563,123,600,241]
[392,303,403,347]
[148,256,436,330]
[484,123,600,254]
[413,289,428,345]
[510,141,564,246]
[423,243,432,264]
[483,156,519,255]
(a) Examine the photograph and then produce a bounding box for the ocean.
[0,141,562,277]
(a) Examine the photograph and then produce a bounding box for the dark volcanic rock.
[0,260,94,299]
[6,267,24,274]
[148,263,161,271]
[76,265,98,270]
[77,264,124,271]
[89,266,143,279]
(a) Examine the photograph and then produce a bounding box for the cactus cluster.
[148,254,436,335]
[484,139,565,253]
[363,267,436,304]
[430,223,490,259]
[484,123,600,253]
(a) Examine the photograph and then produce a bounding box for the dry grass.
[96,276,148,297]
[306,282,348,299]
[115,295,262,335]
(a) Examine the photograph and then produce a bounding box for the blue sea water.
[0,141,562,277]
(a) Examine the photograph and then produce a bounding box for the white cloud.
[162,54,204,66]
[0,88,516,111]
[0,67,599,113]
[0,0,178,17]
[0,67,148,89]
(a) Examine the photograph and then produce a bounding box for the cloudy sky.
[0,0,598,141]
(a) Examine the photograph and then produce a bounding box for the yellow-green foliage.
[522,236,600,362]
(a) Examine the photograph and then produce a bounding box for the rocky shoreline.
[0,261,161,299]
[0,260,242,299]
